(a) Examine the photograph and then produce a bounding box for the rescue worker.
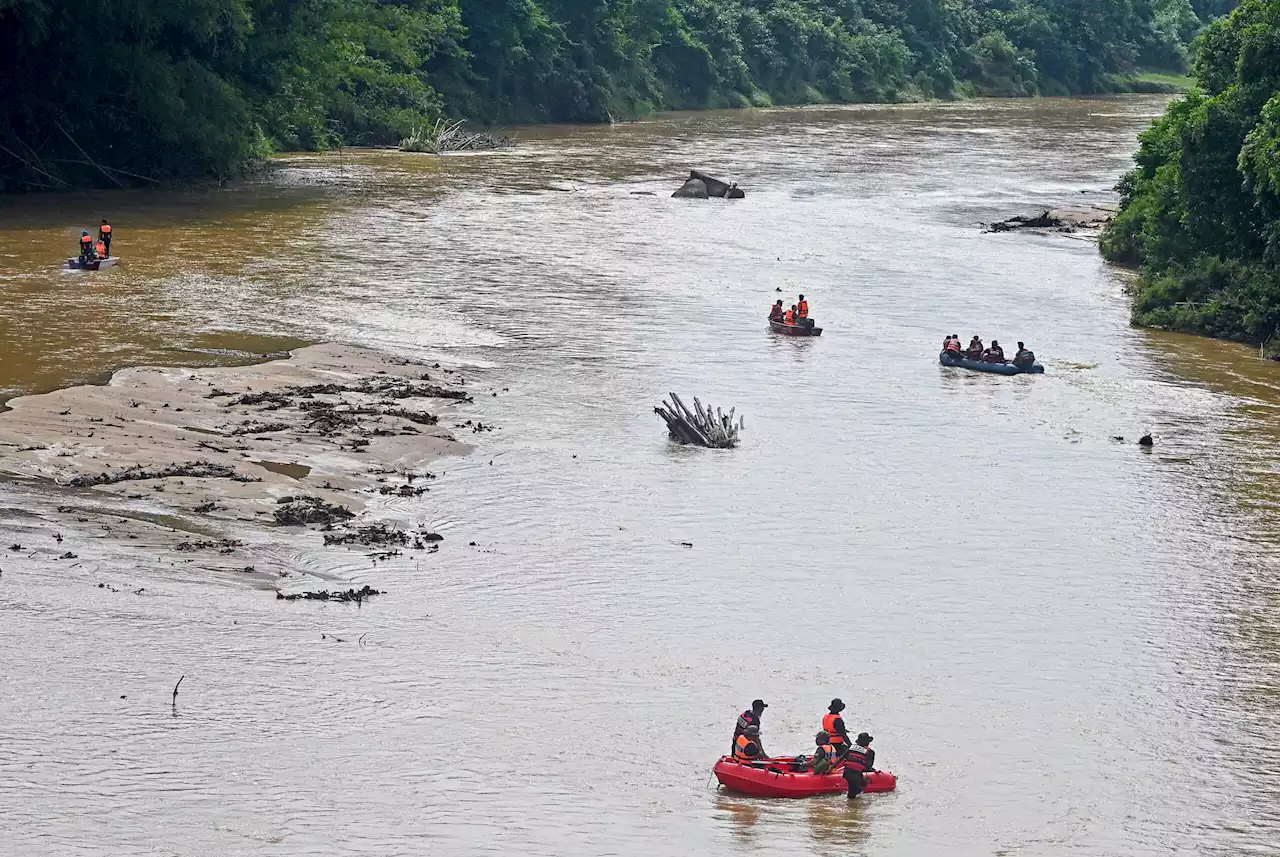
[783,305,797,325]
[966,336,984,360]
[769,300,784,322]
[733,724,765,762]
[1013,341,1036,369]
[842,733,876,799]
[797,294,809,319]
[78,230,94,262]
[808,730,842,774]
[983,340,1006,363]
[732,699,768,754]
[944,334,963,356]
[94,238,107,259]
[98,219,112,256]
[822,698,851,751]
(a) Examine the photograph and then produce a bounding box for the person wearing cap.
[807,730,841,774]
[822,699,851,751]
[842,733,877,798]
[732,699,768,755]
[733,724,765,762]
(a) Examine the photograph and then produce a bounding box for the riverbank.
[0,344,481,591]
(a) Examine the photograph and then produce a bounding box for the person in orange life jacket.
[944,334,963,356]
[769,300,784,322]
[983,340,1006,363]
[783,306,797,325]
[94,239,107,258]
[98,219,112,256]
[733,724,765,761]
[806,730,842,774]
[822,698,851,750]
[78,231,94,261]
[842,733,876,799]
[1013,341,1036,368]
[732,698,768,754]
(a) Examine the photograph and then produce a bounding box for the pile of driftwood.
[655,393,743,448]
[400,119,516,154]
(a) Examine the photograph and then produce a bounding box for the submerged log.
[655,393,744,448]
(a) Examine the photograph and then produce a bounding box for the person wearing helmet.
[822,698,851,751]
[732,698,768,755]
[842,733,877,798]
[808,730,842,774]
[733,724,765,762]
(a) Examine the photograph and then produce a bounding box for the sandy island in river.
[0,344,482,590]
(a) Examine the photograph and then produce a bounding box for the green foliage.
[1103,0,1280,344]
[0,0,1210,191]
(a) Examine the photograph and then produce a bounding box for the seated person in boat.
[842,733,876,799]
[783,305,798,325]
[982,340,1006,363]
[78,230,95,262]
[943,335,963,357]
[94,239,107,259]
[733,725,766,762]
[805,730,843,774]
[966,336,984,360]
[769,300,784,322]
[1013,341,1036,368]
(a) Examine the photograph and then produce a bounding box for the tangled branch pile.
[655,393,743,449]
[400,119,516,154]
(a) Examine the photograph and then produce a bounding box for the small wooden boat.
[769,320,823,337]
[713,756,897,798]
[66,257,119,271]
[940,350,1042,375]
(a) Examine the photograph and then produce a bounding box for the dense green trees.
[0,0,1213,191]
[1101,0,1280,349]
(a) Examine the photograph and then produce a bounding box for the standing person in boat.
[797,294,810,327]
[98,219,112,257]
[732,699,768,754]
[733,725,766,762]
[822,698,851,753]
[769,300,784,322]
[967,336,984,360]
[983,340,1006,363]
[78,230,94,262]
[1013,341,1036,369]
[842,733,877,799]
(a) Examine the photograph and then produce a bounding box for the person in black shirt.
[842,733,877,798]
[731,699,767,754]
[1013,341,1036,369]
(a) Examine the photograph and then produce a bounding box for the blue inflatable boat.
[939,351,1043,375]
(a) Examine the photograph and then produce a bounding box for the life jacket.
[815,743,840,764]
[80,235,92,246]
[1016,349,1035,364]
[769,305,782,321]
[734,734,760,761]
[95,241,106,257]
[798,300,809,318]
[735,709,759,734]
[945,339,961,353]
[843,744,873,772]
[100,224,111,235]
[783,310,795,324]
[822,713,846,745]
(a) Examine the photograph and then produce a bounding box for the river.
[2,96,1279,857]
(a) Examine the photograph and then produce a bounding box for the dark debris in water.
[174,538,243,553]
[276,585,382,603]
[66,460,260,487]
[273,496,355,526]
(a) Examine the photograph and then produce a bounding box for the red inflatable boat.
[713,756,897,798]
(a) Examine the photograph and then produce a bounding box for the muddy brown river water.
[2,97,1280,856]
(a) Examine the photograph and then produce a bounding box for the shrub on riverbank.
[0,0,1218,192]
[1101,0,1280,348]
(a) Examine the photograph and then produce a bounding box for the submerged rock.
[984,205,1118,234]
[672,178,708,199]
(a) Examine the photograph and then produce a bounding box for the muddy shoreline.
[0,343,482,594]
